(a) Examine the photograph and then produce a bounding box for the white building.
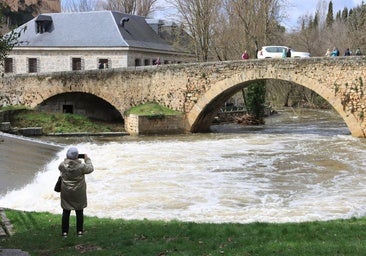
[3,11,192,74]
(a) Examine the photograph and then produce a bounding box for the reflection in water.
[1,109,366,223]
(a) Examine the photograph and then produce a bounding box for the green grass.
[2,209,366,255]
[9,110,124,134]
[0,105,28,111]
[125,102,181,116]
[5,103,181,134]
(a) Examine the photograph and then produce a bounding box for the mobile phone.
[78,154,85,159]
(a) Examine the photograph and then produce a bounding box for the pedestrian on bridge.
[344,48,351,56]
[325,48,331,57]
[242,50,249,60]
[331,47,340,57]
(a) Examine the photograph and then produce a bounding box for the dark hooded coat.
[58,158,94,210]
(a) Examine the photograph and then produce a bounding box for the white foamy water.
[1,110,366,223]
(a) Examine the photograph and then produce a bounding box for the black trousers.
[62,209,84,233]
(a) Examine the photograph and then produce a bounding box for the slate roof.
[14,11,178,52]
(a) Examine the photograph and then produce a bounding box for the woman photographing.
[58,147,94,237]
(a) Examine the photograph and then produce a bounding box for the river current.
[1,109,366,224]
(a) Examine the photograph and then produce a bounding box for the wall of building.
[5,49,190,74]
[7,49,128,74]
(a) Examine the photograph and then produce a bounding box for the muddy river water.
[1,109,366,223]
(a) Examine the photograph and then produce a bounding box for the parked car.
[257,46,311,59]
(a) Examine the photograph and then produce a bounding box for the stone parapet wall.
[125,114,185,135]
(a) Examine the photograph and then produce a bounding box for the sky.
[154,0,364,30]
[284,0,364,29]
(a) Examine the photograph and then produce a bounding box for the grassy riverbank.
[1,209,366,255]
[5,103,181,134]
[9,110,124,134]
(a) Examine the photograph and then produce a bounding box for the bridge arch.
[9,72,129,121]
[37,92,123,122]
[186,68,363,137]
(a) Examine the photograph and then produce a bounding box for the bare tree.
[229,0,285,47]
[137,0,158,17]
[315,0,328,28]
[103,0,136,13]
[168,0,221,62]
[62,0,103,12]
[210,7,234,61]
[290,14,322,55]
[209,0,285,60]
[347,3,366,51]
[103,0,158,16]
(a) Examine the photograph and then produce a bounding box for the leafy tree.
[0,4,26,74]
[245,81,266,122]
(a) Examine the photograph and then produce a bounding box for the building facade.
[3,11,193,75]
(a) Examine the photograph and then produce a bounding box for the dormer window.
[36,15,53,34]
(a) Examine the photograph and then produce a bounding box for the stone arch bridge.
[1,57,366,137]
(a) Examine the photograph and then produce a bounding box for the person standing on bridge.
[155,57,161,65]
[355,48,362,56]
[58,147,94,237]
[282,48,287,58]
[325,48,331,57]
[344,48,351,56]
[331,47,339,57]
[286,47,292,58]
[241,50,249,60]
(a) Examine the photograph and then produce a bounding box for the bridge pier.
[125,114,186,135]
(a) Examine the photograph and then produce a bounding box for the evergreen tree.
[342,7,348,21]
[335,11,341,21]
[326,0,334,27]
[313,12,319,29]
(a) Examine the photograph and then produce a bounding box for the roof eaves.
[11,46,130,51]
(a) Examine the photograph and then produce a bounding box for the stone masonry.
[125,114,186,135]
[1,57,366,137]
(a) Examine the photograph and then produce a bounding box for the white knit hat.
[66,147,79,160]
